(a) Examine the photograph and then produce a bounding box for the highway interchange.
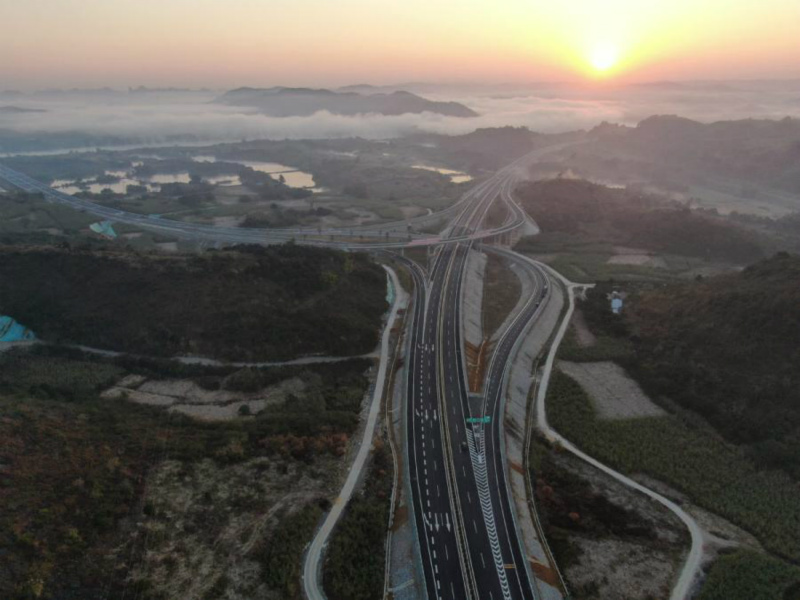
[0,142,709,600]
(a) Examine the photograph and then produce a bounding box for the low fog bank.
[1,81,799,151]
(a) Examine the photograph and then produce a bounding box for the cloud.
[1,82,799,147]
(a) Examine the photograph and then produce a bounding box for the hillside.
[214,87,478,118]
[0,344,373,599]
[0,105,46,114]
[516,178,768,263]
[580,115,800,198]
[623,253,800,476]
[0,243,387,361]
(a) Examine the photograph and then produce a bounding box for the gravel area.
[558,361,666,420]
[102,376,306,420]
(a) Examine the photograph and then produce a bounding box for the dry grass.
[482,252,522,339]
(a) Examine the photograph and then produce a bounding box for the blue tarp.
[0,315,36,342]
[89,220,118,239]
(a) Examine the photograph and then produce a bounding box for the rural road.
[302,265,405,600]
[531,262,705,600]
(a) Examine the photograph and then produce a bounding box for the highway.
[401,157,547,599]
[0,161,532,250]
[0,148,563,600]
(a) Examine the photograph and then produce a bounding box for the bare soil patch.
[119,457,334,600]
[570,310,597,348]
[558,361,665,420]
[533,442,688,600]
[103,376,306,421]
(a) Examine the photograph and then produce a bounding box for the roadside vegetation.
[547,369,800,562]
[482,252,522,338]
[697,550,800,600]
[0,192,99,245]
[0,243,387,361]
[323,441,392,600]
[258,502,325,599]
[529,437,687,599]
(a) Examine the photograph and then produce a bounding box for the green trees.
[516,178,767,263]
[622,253,800,478]
[698,551,800,600]
[259,503,323,598]
[0,244,387,362]
[323,443,392,600]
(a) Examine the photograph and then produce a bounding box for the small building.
[609,290,625,314]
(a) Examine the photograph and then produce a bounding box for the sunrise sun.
[589,42,619,74]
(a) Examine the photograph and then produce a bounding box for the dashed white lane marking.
[481,552,486,569]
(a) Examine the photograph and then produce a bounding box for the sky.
[2,0,799,90]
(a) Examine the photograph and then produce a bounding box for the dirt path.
[513,255,706,600]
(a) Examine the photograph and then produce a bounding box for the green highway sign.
[466,416,491,424]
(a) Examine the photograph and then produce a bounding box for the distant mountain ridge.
[213,86,478,118]
[0,105,46,114]
[583,114,800,196]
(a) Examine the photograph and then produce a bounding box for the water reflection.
[50,157,318,196]
[52,172,158,195]
[411,164,473,183]
[192,156,317,189]
[146,173,191,185]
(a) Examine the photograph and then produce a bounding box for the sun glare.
[589,43,619,74]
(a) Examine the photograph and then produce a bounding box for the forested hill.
[0,244,388,361]
[517,178,767,263]
[627,253,800,476]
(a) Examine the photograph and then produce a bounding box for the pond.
[411,165,473,183]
